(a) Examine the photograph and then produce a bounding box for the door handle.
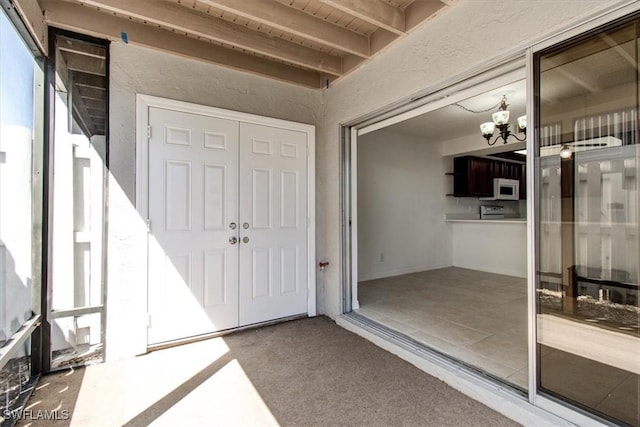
[229,236,238,245]
[242,236,250,243]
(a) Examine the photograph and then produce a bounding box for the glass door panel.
[536,18,639,426]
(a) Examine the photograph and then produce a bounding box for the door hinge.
[146,313,152,327]
[147,125,152,139]
[146,218,151,233]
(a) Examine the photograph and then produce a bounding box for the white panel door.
[238,122,308,325]
[148,107,239,344]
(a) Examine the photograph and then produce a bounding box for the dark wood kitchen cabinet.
[450,156,526,199]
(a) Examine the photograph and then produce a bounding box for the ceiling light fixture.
[479,95,527,146]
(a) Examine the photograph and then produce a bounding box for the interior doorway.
[348,71,530,390]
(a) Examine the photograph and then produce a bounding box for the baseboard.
[359,263,453,282]
[452,263,526,279]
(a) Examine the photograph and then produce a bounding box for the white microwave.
[493,178,519,200]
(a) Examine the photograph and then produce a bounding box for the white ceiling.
[385,79,526,142]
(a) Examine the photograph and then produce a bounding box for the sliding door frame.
[339,1,640,425]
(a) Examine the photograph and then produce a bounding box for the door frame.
[135,94,316,345]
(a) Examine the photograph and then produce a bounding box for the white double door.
[147,107,308,345]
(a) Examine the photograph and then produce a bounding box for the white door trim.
[136,94,316,345]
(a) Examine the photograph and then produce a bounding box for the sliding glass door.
[535,15,639,426]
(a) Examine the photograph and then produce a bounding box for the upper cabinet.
[450,156,526,199]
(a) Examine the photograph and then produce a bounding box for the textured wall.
[318,0,625,318]
[107,43,322,360]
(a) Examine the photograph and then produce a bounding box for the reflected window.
[536,16,639,426]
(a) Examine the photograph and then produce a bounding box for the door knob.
[229,222,237,230]
[229,236,238,245]
[242,236,250,243]
[243,222,250,229]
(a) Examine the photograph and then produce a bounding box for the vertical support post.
[560,156,576,314]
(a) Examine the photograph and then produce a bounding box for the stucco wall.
[107,43,322,360]
[318,0,625,318]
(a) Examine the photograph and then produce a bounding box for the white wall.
[452,221,527,278]
[319,0,624,318]
[357,130,451,280]
[107,43,322,361]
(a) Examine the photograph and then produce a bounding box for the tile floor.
[357,266,528,389]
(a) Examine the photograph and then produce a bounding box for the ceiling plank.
[71,0,342,75]
[62,51,106,75]
[198,0,370,58]
[317,0,405,35]
[42,1,327,88]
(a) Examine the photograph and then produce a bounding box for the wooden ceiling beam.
[405,0,447,32]
[42,1,328,88]
[9,0,48,54]
[69,0,342,75]
[317,0,405,36]
[198,0,370,58]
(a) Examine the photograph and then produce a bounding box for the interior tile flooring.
[357,267,528,389]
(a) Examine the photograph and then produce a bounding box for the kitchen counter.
[445,218,527,224]
[449,219,527,277]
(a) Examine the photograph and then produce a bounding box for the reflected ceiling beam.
[63,51,106,76]
[70,0,342,76]
[58,38,106,59]
[599,33,638,70]
[198,0,370,58]
[70,71,106,89]
[42,1,327,88]
[78,86,106,101]
[317,0,405,35]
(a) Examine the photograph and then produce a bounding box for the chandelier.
[479,95,527,146]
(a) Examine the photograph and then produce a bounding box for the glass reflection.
[536,19,639,426]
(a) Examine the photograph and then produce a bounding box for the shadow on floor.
[18,316,519,427]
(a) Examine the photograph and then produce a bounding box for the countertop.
[445,218,527,224]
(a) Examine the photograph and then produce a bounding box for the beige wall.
[107,43,322,360]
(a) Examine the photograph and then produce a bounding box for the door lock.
[229,236,238,245]
[243,222,250,229]
[229,222,237,230]
[242,236,250,243]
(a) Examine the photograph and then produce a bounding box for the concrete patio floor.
[17,316,519,426]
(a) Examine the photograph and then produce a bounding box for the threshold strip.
[341,311,527,397]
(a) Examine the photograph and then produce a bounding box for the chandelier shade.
[479,95,526,145]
